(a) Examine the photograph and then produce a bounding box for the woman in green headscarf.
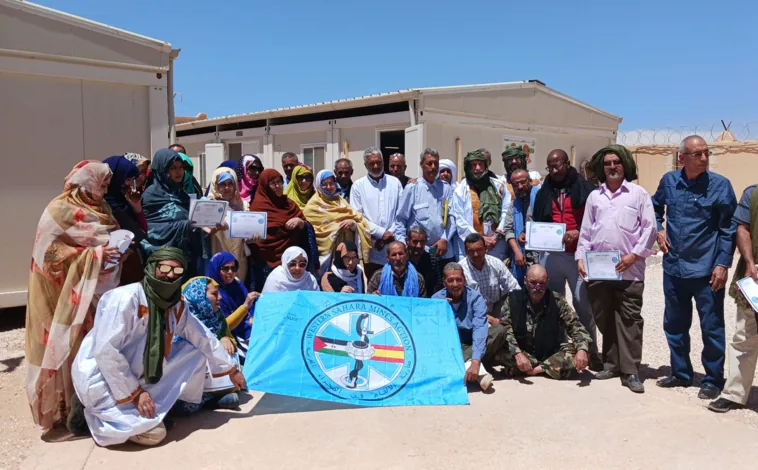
[178,152,203,195]
[284,165,315,208]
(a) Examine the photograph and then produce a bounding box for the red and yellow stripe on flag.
[314,336,405,363]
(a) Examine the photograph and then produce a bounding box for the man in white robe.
[70,247,245,447]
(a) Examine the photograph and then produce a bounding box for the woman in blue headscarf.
[103,155,149,284]
[206,252,259,363]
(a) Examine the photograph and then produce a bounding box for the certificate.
[229,211,267,239]
[204,352,241,392]
[104,229,134,270]
[736,276,758,313]
[584,251,622,281]
[525,222,566,252]
[189,199,228,227]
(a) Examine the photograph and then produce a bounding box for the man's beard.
[369,170,384,179]
[471,171,486,181]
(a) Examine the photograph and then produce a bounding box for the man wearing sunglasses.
[497,264,592,380]
[652,135,737,400]
[576,145,657,393]
[69,247,246,447]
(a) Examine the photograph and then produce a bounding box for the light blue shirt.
[393,178,454,249]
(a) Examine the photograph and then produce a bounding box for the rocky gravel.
[1,261,756,468]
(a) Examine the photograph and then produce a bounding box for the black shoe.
[621,374,645,393]
[708,397,744,413]
[698,383,721,400]
[594,370,620,380]
[656,376,692,388]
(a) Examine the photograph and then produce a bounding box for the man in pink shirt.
[576,145,657,393]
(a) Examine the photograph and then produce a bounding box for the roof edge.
[535,85,622,123]
[3,0,172,53]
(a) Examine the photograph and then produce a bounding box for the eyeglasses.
[268,179,284,188]
[287,261,308,269]
[248,166,263,173]
[220,265,238,273]
[298,175,314,182]
[681,150,711,158]
[335,171,351,177]
[157,264,184,275]
[545,161,566,172]
[602,160,622,167]
[526,281,546,290]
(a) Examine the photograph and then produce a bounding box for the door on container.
[227,140,261,160]
[404,124,425,179]
[191,152,207,188]
[301,144,326,173]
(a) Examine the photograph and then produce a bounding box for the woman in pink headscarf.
[235,154,264,204]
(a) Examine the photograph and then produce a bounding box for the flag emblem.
[302,300,416,401]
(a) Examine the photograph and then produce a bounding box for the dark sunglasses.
[526,281,546,290]
[248,165,263,172]
[220,265,239,273]
[157,264,184,275]
[298,175,314,182]
[287,261,308,269]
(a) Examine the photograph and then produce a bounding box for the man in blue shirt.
[651,135,737,399]
[432,262,508,391]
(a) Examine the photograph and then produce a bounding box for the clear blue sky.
[36,0,758,130]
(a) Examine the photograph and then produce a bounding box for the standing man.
[451,150,509,260]
[394,148,455,272]
[576,145,657,393]
[334,158,354,202]
[652,135,737,399]
[351,147,403,279]
[388,153,409,188]
[432,262,509,391]
[281,152,299,187]
[460,233,520,319]
[405,226,441,297]
[533,148,600,368]
[503,169,540,286]
[709,183,758,412]
[501,146,542,199]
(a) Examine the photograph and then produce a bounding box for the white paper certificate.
[204,353,241,392]
[584,251,622,281]
[105,229,134,269]
[736,276,758,313]
[229,211,268,239]
[525,222,566,252]
[189,199,228,227]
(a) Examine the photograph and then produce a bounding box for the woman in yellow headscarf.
[284,165,315,208]
[303,170,372,270]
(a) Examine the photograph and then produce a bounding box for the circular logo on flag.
[302,300,417,401]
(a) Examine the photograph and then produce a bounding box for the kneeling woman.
[207,252,259,363]
[320,241,366,293]
[262,247,319,292]
[175,277,241,411]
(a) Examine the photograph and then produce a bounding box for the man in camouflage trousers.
[497,264,592,379]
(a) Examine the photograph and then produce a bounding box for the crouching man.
[432,262,508,391]
[498,264,592,380]
[69,247,246,447]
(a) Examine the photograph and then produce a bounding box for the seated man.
[69,247,246,447]
[499,264,591,380]
[432,262,508,391]
[368,241,426,297]
[406,225,441,297]
[460,233,520,319]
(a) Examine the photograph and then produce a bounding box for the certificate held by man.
[525,222,566,252]
[189,199,228,227]
[584,251,623,281]
[229,211,268,239]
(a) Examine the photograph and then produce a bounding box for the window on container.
[302,145,326,173]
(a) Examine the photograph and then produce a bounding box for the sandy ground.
[3,261,757,470]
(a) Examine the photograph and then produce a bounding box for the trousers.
[663,273,726,387]
[541,252,597,355]
[587,280,645,375]
[499,343,579,380]
[461,324,509,364]
[721,304,758,404]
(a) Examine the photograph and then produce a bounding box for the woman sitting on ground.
[262,247,320,292]
[206,252,260,363]
[174,277,241,411]
[207,167,250,284]
[320,241,366,293]
[303,170,372,272]
[284,164,315,208]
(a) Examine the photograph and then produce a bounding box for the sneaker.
[479,373,494,391]
[708,397,744,413]
[128,422,167,447]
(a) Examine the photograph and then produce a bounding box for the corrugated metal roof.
[2,0,172,52]
[177,81,621,131]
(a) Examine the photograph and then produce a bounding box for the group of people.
[24,134,758,448]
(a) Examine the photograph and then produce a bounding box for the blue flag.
[243,291,469,407]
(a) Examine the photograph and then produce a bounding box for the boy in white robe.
[70,247,246,447]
